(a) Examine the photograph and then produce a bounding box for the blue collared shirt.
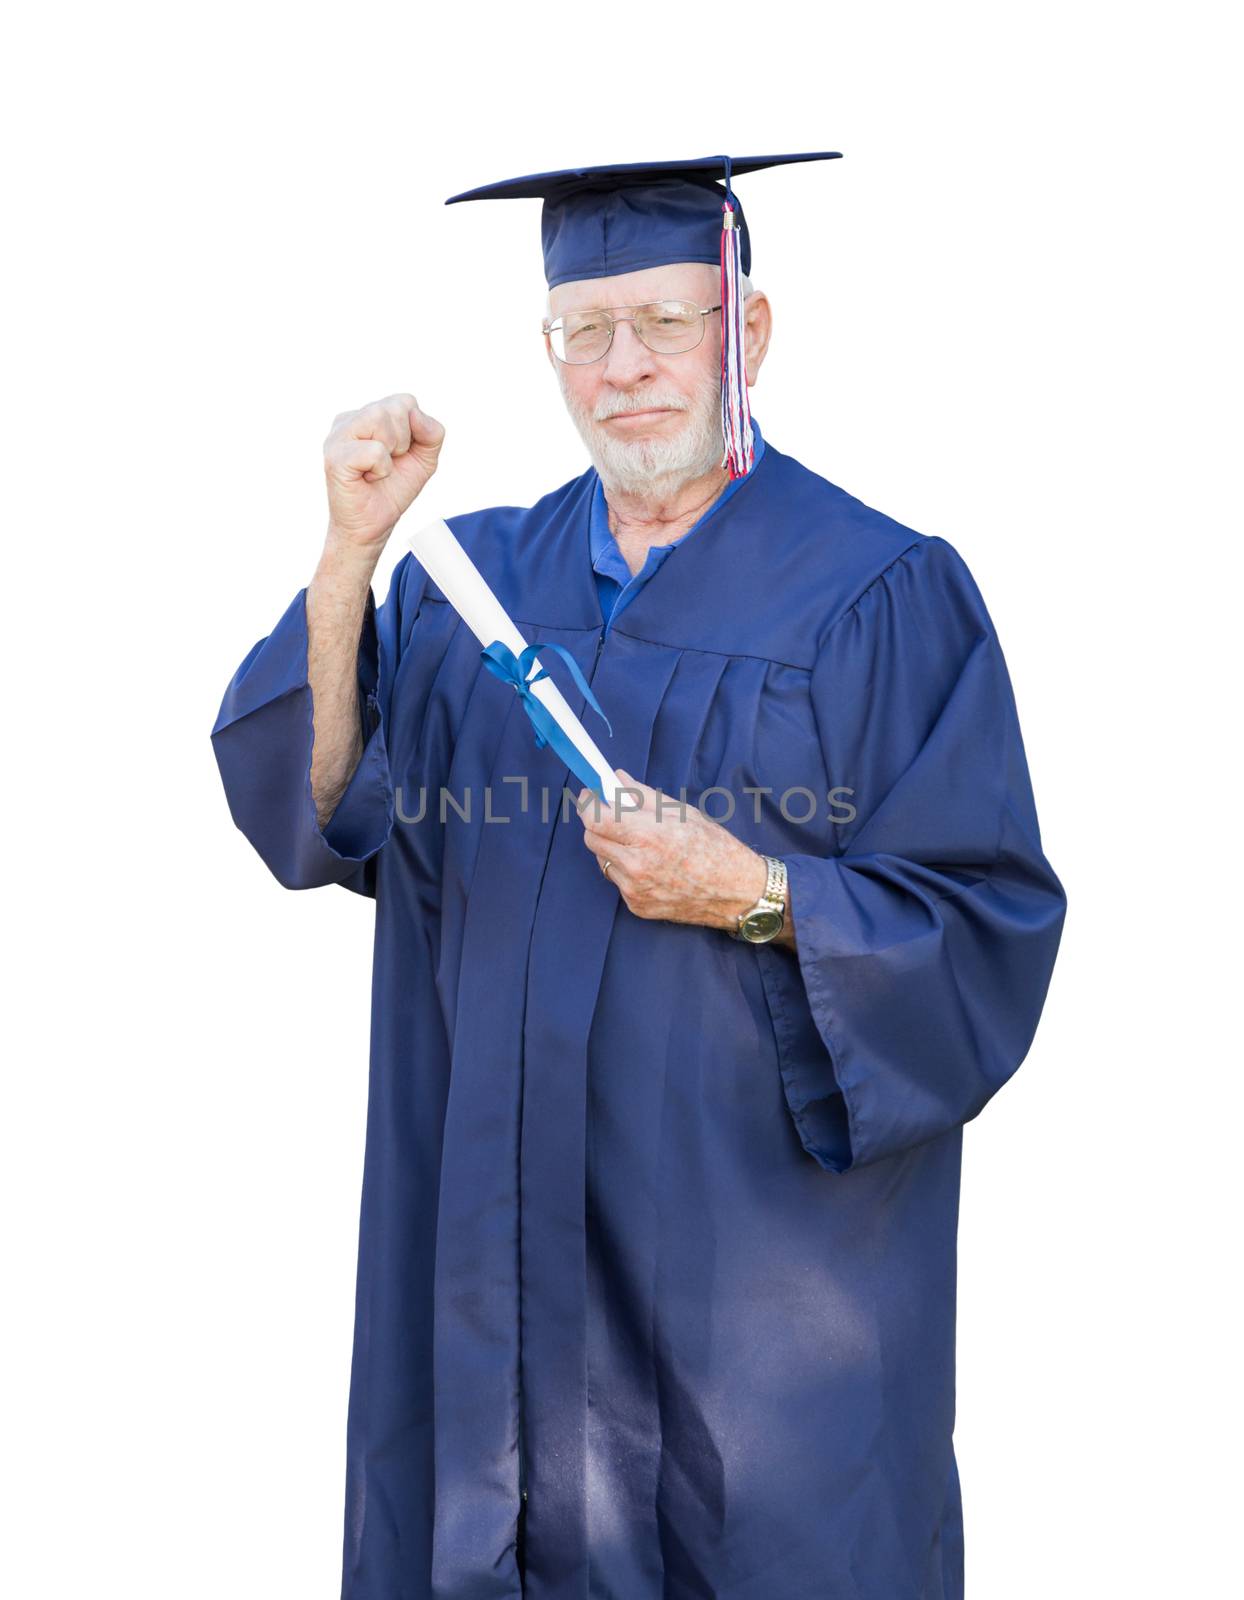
[588,416,767,631]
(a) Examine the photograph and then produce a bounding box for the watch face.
[740,909,784,943]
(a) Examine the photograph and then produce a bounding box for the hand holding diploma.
[574,769,782,942]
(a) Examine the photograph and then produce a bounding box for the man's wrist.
[720,849,772,931]
[721,849,791,937]
[317,525,386,591]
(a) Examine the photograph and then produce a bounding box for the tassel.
[719,166,754,479]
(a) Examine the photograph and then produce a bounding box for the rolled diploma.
[407,518,621,803]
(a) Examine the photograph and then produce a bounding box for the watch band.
[727,855,788,941]
[761,854,786,909]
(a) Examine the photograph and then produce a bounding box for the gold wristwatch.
[728,855,788,944]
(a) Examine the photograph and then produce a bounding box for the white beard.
[557,364,725,496]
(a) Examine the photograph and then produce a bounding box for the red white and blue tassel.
[719,161,754,479]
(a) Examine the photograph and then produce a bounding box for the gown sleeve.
[754,535,1066,1173]
[210,551,423,896]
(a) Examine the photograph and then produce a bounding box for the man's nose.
[599,316,659,387]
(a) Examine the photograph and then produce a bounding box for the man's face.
[546,262,725,495]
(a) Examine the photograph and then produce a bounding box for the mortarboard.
[445,152,843,479]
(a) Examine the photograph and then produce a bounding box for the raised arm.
[211,394,444,891]
[309,396,445,824]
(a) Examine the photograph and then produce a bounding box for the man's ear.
[742,290,773,387]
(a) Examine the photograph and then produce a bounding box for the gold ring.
[601,859,613,881]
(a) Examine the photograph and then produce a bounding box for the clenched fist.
[323,393,446,552]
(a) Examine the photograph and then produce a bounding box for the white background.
[3,2,1239,1594]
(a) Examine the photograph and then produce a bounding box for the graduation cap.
[446,152,843,479]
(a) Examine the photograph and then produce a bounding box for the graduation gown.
[211,433,1066,1600]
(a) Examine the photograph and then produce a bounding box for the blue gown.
[211,423,1066,1600]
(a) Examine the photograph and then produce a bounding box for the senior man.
[212,153,1066,1600]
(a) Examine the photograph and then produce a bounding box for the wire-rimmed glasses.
[542,299,721,365]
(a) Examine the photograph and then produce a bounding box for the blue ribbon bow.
[480,639,615,798]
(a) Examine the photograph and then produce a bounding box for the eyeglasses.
[542,299,721,365]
